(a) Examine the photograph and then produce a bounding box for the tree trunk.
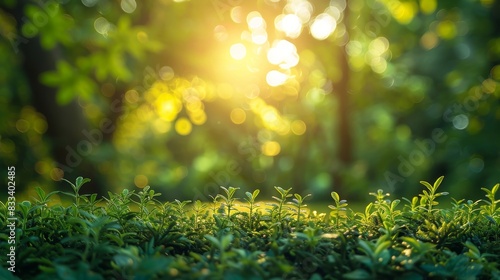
[7,1,106,196]
[332,2,352,193]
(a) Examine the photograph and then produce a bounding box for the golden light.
[420,0,437,14]
[155,94,182,121]
[310,13,337,40]
[391,2,418,24]
[284,0,313,23]
[275,14,303,38]
[214,25,228,42]
[436,20,457,40]
[159,66,174,81]
[420,32,439,50]
[125,89,140,103]
[266,70,289,87]
[267,47,282,65]
[230,108,246,124]
[231,6,244,23]
[185,97,204,112]
[267,40,299,69]
[134,174,148,188]
[366,37,390,74]
[369,37,390,56]
[175,117,192,135]
[153,119,171,134]
[263,108,279,124]
[189,111,207,125]
[370,57,387,74]
[276,120,291,136]
[247,11,266,30]
[230,43,247,60]
[35,160,50,174]
[217,83,234,99]
[251,28,268,45]
[137,104,155,121]
[261,141,281,157]
[291,120,307,135]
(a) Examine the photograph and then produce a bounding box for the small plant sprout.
[61,176,91,207]
[402,196,420,213]
[192,200,208,230]
[481,183,500,217]
[369,189,390,205]
[133,185,161,219]
[369,189,400,228]
[329,191,348,227]
[216,186,240,219]
[32,186,59,207]
[269,186,293,222]
[244,189,260,231]
[418,176,448,213]
[463,199,482,228]
[287,193,311,226]
[174,199,192,218]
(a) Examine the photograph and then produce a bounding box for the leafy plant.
[215,186,240,220]
[61,176,92,207]
[243,189,260,231]
[328,191,348,227]
[1,176,500,279]
[287,193,311,226]
[418,176,448,214]
[481,183,500,217]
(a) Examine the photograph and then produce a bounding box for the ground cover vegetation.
[1,176,500,279]
[2,0,500,203]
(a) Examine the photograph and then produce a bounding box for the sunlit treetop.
[220,0,344,88]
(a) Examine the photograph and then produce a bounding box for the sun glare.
[266,70,289,87]
[291,120,307,135]
[230,43,247,60]
[247,11,265,30]
[230,108,246,124]
[266,40,299,69]
[175,117,192,135]
[261,141,281,157]
[251,29,268,45]
[155,94,181,122]
[276,14,303,38]
[310,13,337,40]
[284,0,313,23]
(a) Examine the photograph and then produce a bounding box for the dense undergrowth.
[1,176,500,279]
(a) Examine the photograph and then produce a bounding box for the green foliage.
[2,176,500,279]
[328,191,348,227]
[418,176,449,214]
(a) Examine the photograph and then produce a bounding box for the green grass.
[1,176,500,279]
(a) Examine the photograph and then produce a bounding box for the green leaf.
[56,86,75,105]
[205,235,220,248]
[331,191,340,202]
[40,71,61,86]
[374,240,391,256]
[433,176,444,190]
[419,180,433,192]
[220,234,233,250]
[357,239,374,256]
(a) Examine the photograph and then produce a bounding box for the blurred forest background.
[0,0,499,203]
